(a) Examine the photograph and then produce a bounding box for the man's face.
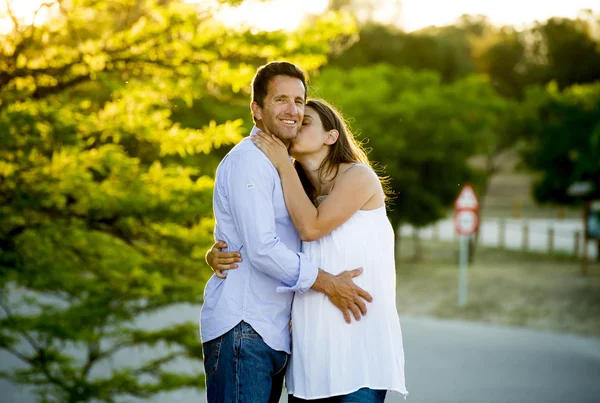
[252,75,305,144]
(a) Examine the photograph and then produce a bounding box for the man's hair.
[251,62,308,108]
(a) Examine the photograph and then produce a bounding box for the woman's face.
[289,106,329,158]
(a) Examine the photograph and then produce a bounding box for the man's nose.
[284,99,299,115]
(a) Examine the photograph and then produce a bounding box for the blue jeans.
[203,321,288,403]
[288,388,387,403]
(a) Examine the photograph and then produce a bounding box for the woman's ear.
[325,129,339,145]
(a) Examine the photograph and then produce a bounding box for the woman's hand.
[250,130,290,170]
[206,241,242,279]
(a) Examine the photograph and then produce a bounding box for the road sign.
[455,184,480,211]
[453,184,480,307]
[454,184,480,236]
[454,210,479,236]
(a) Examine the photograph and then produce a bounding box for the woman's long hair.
[294,99,392,201]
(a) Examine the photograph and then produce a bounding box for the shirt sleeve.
[225,150,318,293]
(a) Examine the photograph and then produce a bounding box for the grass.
[395,238,600,337]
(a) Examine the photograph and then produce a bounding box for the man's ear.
[325,129,339,145]
[251,101,262,121]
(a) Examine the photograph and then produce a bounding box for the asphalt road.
[387,317,600,403]
[2,315,600,403]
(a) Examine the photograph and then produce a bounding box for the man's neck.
[255,122,291,148]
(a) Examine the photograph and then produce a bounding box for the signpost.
[567,181,598,275]
[454,184,480,307]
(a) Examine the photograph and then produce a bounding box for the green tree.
[535,13,600,89]
[518,82,600,204]
[0,0,354,401]
[329,22,476,82]
[471,26,528,98]
[313,64,506,254]
[471,11,600,98]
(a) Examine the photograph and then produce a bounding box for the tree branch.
[4,0,20,32]
[32,74,91,99]
[134,351,186,376]
[0,289,71,393]
[33,348,72,393]
[30,1,56,32]
[0,342,32,366]
[0,289,42,353]
[80,341,101,378]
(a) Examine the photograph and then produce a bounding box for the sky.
[1,0,599,34]
[0,0,53,33]
[216,0,599,32]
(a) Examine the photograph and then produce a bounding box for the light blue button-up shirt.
[200,126,319,353]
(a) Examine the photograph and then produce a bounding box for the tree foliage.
[313,64,507,228]
[0,0,355,401]
[328,22,476,82]
[471,11,600,98]
[517,82,600,204]
[323,11,600,215]
[1,0,599,398]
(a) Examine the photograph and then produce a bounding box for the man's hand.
[206,241,242,279]
[312,268,373,324]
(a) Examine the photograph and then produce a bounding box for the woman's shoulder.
[337,163,379,185]
[334,163,385,208]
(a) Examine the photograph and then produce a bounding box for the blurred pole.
[547,227,554,254]
[412,229,422,262]
[574,231,581,256]
[452,222,457,242]
[498,219,505,249]
[582,201,590,276]
[432,223,439,241]
[522,222,529,252]
[512,199,522,218]
[458,235,469,307]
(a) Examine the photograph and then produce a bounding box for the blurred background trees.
[1,0,599,400]
[0,0,354,401]
[312,65,507,229]
[518,82,600,204]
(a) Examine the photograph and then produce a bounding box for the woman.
[208,99,407,402]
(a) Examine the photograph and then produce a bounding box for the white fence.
[399,218,598,259]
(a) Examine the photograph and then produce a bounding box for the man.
[200,61,372,402]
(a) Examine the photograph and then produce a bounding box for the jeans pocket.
[273,351,289,375]
[203,335,223,378]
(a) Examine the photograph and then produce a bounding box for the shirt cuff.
[276,253,319,294]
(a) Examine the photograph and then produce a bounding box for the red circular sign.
[454,210,479,236]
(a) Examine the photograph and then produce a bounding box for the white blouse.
[286,204,408,399]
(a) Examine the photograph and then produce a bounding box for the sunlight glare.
[210,0,598,33]
[0,0,54,34]
[402,0,599,32]
[215,0,329,32]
